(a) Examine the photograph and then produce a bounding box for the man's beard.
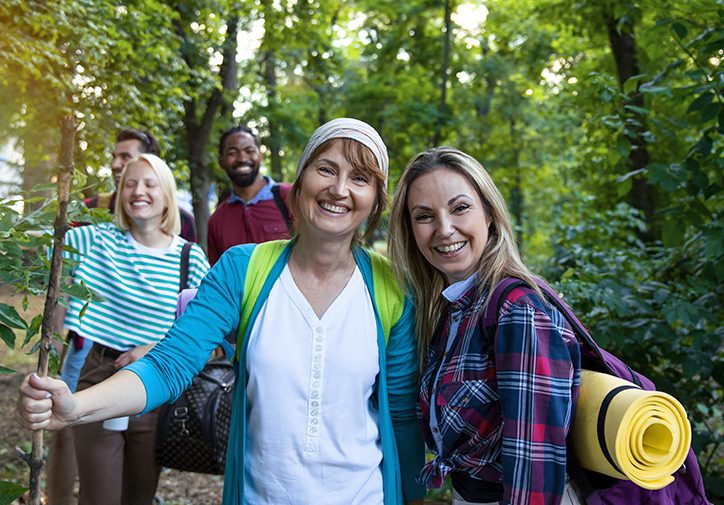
[227,165,260,188]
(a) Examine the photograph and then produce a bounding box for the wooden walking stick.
[20,114,78,505]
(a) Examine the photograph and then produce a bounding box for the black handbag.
[154,243,235,475]
[155,359,234,474]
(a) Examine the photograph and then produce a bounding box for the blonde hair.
[114,153,181,235]
[289,137,387,245]
[388,147,541,360]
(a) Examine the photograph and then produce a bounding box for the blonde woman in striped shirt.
[51,153,209,505]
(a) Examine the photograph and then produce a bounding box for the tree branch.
[26,114,77,505]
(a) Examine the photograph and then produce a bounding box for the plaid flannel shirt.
[418,280,581,505]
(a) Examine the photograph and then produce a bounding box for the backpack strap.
[481,277,528,339]
[368,249,404,345]
[271,184,293,234]
[483,277,641,386]
[233,243,402,363]
[178,241,193,292]
[234,240,289,361]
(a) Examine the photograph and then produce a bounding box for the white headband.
[296,118,389,186]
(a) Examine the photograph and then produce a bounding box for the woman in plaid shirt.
[389,147,583,505]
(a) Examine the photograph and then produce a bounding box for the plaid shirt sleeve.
[495,296,579,505]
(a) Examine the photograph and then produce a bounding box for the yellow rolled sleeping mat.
[571,370,691,490]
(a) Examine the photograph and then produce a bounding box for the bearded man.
[207,125,293,264]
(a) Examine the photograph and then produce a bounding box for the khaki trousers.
[73,345,161,505]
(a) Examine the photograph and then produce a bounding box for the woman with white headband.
[17,118,426,505]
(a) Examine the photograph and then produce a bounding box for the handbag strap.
[179,241,193,292]
[271,184,293,234]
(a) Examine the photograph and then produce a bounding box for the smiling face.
[218,132,263,189]
[295,140,378,243]
[120,160,168,229]
[407,167,491,284]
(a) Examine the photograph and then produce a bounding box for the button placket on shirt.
[305,325,326,453]
[429,308,463,453]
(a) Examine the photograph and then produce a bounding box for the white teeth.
[435,242,465,253]
[131,201,149,207]
[320,202,346,214]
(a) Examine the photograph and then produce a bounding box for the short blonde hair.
[114,153,181,235]
[388,147,541,359]
[289,138,387,245]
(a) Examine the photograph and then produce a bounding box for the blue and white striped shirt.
[62,223,209,351]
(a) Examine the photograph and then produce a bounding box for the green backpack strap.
[368,249,405,345]
[235,240,289,361]
[235,243,403,360]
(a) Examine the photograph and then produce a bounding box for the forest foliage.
[0,0,721,501]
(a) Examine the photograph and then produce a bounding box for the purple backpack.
[482,277,711,505]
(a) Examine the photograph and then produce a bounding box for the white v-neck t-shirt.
[244,264,383,505]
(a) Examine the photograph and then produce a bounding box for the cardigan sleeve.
[125,245,252,414]
[386,296,427,500]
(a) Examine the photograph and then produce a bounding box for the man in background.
[207,125,293,264]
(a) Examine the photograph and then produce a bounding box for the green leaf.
[616,136,631,157]
[623,74,646,95]
[687,92,714,114]
[661,220,685,247]
[682,359,699,378]
[78,302,90,320]
[624,104,649,115]
[26,340,40,355]
[0,324,15,349]
[639,84,672,95]
[61,282,105,302]
[0,365,17,374]
[700,102,720,123]
[0,480,27,505]
[22,314,43,348]
[692,135,713,157]
[0,302,27,329]
[672,22,688,40]
[617,176,632,197]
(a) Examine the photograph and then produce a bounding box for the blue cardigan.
[127,242,426,504]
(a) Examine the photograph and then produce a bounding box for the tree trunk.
[177,14,239,249]
[24,115,77,505]
[434,0,452,145]
[186,115,211,251]
[263,49,283,181]
[476,42,495,119]
[606,13,656,242]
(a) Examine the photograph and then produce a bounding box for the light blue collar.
[227,175,277,205]
[442,273,477,302]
